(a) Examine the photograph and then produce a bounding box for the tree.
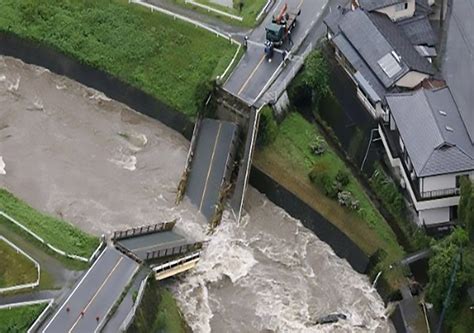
[458,177,474,240]
[299,51,330,104]
[257,106,278,146]
[426,228,469,315]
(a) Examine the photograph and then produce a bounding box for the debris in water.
[313,313,347,325]
[0,156,6,175]
[109,154,137,171]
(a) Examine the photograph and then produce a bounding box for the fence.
[0,211,103,263]
[184,0,243,21]
[129,0,240,45]
[0,236,40,294]
[119,275,149,331]
[27,299,55,333]
[145,242,202,260]
[112,220,176,241]
[256,0,275,22]
[152,251,201,273]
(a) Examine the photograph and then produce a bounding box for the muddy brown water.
[0,56,394,332]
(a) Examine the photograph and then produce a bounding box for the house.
[379,87,474,227]
[379,0,474,228]
[324,1,436,119]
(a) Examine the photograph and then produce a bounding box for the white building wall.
[375,0,416,21]
[418,207,450,226]
[421,171,474,192]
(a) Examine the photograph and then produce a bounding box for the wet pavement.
[0,56,394,332]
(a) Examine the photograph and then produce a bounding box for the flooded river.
[0,56,394,332]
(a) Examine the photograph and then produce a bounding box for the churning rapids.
[0,56,394,332]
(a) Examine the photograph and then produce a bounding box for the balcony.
[420,188,460,200]
[379,124,461,202]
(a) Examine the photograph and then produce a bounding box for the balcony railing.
[421,188,460,200]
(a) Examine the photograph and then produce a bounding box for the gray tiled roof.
[328,8,434,92]
[332,33,387,102]
[442,0,474,143]
[397,15,437,46]
[358,0,405,11]
[387,88,474,177]
[368,12,435,75]
[339,10,410,88]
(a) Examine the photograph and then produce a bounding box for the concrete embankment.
[0,31,371,276]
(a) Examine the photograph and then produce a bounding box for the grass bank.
[0,0,237,117]
[0,303,46,332]
[254,113,406,291]
[0,238,37,288]
[127,277,188,333]
[172,0,268,27]
[0,189,99,259]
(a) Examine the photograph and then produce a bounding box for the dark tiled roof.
[339,10,410,88]
[368,12,435,75]
[387,88,474,177]
[358,0,405,11]
[397,15,437,46]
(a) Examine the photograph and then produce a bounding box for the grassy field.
[128,278,188,333]
[0,238,38,288]
[176,0,269,26]
[0,303,46,332]
[0,189,99,259]
[254,113,406,290]
[0,0,238,117]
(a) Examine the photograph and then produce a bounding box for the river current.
[0,56,394,332]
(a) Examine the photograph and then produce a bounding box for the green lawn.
[0,189,99,259]
[128,278,188,333]
[255,113,405,290]
[0,238,38,288]
[0,303,46,333]
[0,0,237,117]
[172,0,268,27]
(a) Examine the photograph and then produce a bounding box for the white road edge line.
[68,257,124,333]
[41,248,109,333]
[93,265,140,333]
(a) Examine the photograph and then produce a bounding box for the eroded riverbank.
[0,56,394,332]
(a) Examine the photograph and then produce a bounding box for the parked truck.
[264,3,301,59]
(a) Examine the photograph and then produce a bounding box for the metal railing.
[421,187,460,200]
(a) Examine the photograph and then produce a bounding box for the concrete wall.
[418,206,450,226]
[375,0,416,21]
[395,71,429,88]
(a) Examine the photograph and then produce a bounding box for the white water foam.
[0,156,6,175]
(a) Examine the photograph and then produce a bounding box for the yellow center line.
[199,123,222,211]
[238,54,266,96]
[68,257,124,333]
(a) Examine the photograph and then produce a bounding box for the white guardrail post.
[0,211,102,263]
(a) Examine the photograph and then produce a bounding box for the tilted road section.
[42,247,139,333]
[186,119,239,220]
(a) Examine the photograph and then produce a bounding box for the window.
[395,2,408,11]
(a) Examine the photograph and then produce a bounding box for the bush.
[257,106,278,146]
[337,190,359,210]
[310,136,327,155]
[335,170,350,187]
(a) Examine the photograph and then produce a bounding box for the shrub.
[337,190,359,210]
[257,106,278,146]
[310,136,327,155]
[335,170,350,187]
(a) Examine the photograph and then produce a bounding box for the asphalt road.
[186,119,238,220]
[42,248,139,333]
[117,230,188,260]
[224,0,330,105]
